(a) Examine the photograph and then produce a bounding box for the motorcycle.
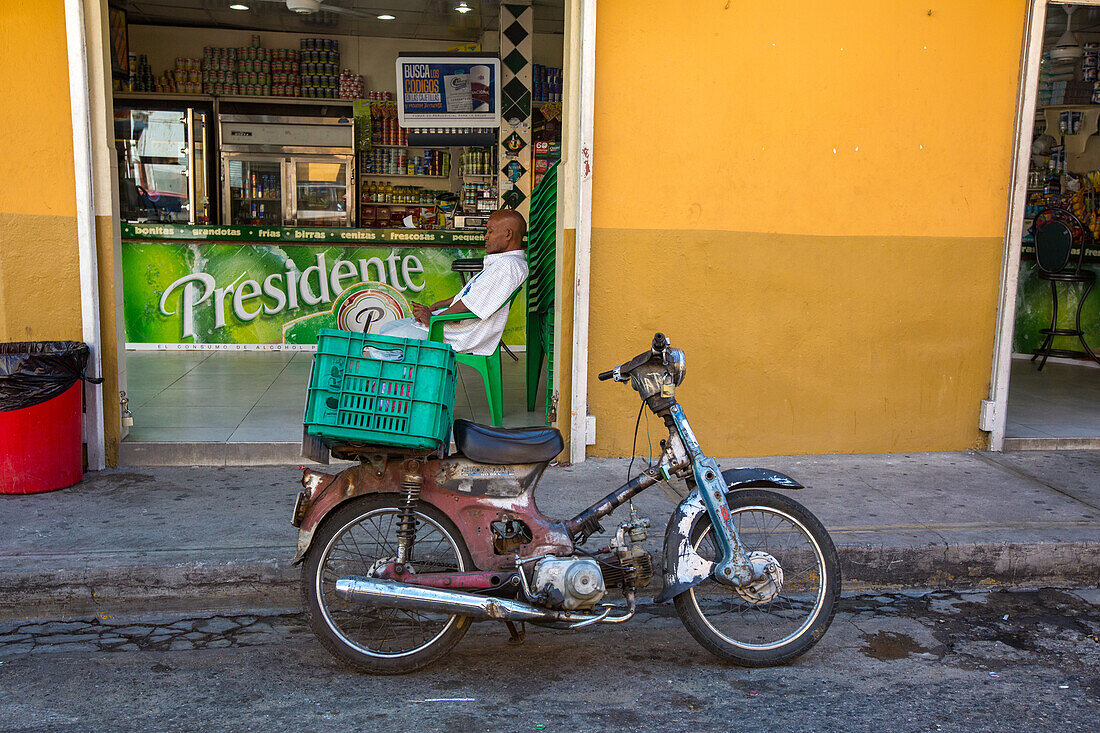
[292,333,841,673]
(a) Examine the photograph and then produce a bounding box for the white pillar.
[569,0,596,463]
[64,0,105,470]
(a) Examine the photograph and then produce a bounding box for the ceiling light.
[456,2,472,13]
[377,14,396,20]
[286,0,320,13]
[229,3,249,9]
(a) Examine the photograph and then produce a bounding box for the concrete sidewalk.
[1,450,1098,617]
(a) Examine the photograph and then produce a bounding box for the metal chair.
[1030,207,1100,370]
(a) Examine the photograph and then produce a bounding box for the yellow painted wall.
[0,0,81,342]
[587,1,1025,456]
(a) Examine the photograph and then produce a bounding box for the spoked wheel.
[301,495,473,674]
[673,489,841,667]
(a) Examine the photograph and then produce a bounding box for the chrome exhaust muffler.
[335,576,610,624]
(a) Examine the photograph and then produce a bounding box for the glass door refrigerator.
[115,107,211,223]
[289,156,354,227]
[223,154,286,226]
[219,115,355,227]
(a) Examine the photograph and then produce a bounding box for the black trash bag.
[0,342,102,413]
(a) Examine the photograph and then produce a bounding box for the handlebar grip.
[597,370,614,381]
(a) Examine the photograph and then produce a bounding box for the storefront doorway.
[106,1,567,463]
[997,1,1100,449]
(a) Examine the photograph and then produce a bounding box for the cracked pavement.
[1,589,1097,732]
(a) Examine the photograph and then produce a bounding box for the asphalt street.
[1,589,1098,732]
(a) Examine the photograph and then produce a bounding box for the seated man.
[377,209,528,355]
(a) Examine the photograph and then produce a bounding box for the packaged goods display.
[364,148,450,176]
[360,203,439,229]
[462,181,498,212]
[129,54,155,92]
[461,148,495,176]
[339,70,365,99]
[532,64,562,103]
[126,41,357,98]
[533,140,560,188]
[199,45,300,97]
[407,127,497,137]
[129,56,203,94]
[362,183,444,204]
[300,38,341,99]
[371,102,408,146]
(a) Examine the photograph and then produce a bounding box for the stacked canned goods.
[339,69,364,99]
[300,38,340,99]
[370,102,407,146]
[532,64,562,104]
[363,149,451,177]
[362,183,442,205]
[364,148,407,175]
[129,54,155,92]
[201,45,303,97]
[410,150,450,177]
[462,148,494,176]
[237,47,272,96]
[461,182,497,212]
[202,47,240,95]
[151,58,202,94]
[271,49,302,97]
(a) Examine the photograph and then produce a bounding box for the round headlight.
[666,347,686,385]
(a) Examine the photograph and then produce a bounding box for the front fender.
[722,467,803,490]
[652,467,803,603]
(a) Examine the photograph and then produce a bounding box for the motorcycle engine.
[531,557,606,611]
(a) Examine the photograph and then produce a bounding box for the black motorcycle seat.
[452,419,564,465]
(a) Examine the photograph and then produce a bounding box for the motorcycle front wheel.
[301,495,473,674]
[673,489,841,667]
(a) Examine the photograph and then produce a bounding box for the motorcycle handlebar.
[600,333,669,383]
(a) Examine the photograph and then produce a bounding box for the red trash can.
[0,342,94,494]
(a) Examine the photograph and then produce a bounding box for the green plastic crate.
[304,329,457,451]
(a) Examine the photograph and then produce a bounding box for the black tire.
[673,489,841,667]
[301,495,474,674]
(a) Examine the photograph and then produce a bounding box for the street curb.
[2,541,1097,618]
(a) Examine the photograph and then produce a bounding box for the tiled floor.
[123,349,549,443]
[123,351,1100,444]
[1005,357,1100,438]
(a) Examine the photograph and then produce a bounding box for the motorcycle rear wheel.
[302,495,473,674]
[673,489,841,667]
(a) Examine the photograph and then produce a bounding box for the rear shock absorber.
[394,460,422,573]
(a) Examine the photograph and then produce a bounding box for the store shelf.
[114,91,353,107]
[462,173,496,178]
[369,144,447,149]
[115,91,212,103]
[361,173,448,179]
[231,196,282,201]
[361,201,436,206]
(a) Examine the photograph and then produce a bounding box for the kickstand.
[505,620,526,645]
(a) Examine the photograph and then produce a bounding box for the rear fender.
[652,468,803,603]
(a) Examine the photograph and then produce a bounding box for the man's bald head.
[492,209,527,249]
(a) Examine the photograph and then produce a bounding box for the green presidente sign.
[121,226,524,349]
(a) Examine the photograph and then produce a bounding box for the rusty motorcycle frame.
[292,333,841,674]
